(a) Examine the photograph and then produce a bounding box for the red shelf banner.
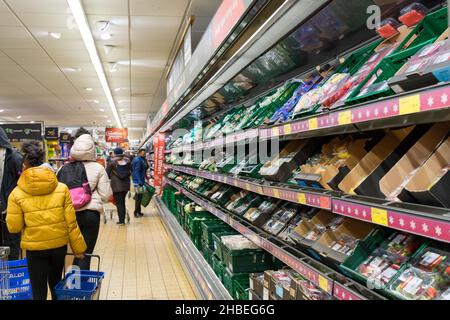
[105,128,128,143]
[153,133,166,195]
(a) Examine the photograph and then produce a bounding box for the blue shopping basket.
[54,254,104,300]
[6,258,32,300]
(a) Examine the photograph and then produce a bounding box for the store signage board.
[105,128,128,143]
[0,123,43,141]
[59,132,72,143]
[45,127,59,140]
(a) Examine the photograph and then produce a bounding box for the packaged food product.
[376,18,401,39]
[221,235,260,250]
[399,3,428,27]
[292,87,322,114]
[329,235,359,256]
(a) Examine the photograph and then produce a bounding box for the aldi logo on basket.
[105,128,128,143]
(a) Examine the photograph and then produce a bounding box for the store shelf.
[165,178,386,301]
[166,164,450,243]
[168,83,450,154]
[154,197,232,300]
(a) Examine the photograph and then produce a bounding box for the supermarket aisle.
[93,199,197,300]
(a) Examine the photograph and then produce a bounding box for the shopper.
[106,151,113,164]
[58,128,112,270]
[6,141,86,300]
[0,127,23,260]
[131,149,148,218]
[106,148,131,225]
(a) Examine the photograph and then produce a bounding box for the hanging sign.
[45,127,59,140]
[0,123,43,141]
[59,132,73,143]
[105,128,128,143]
[153,133,166,196]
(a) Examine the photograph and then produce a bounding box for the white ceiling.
[0,0,221,140]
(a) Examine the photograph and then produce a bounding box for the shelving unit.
[164,178,386,300]
[166,164,450,243]
[155,197,232,300]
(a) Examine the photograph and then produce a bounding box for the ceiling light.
[103,115,108,118]
[97,20,110,32]
[49,32,62,39]
[114,88,121,92]
[100,33,112,40]
[0,109,4,113]
[99,108,105,112]
[63,67,81,72]
[68,0,122,128]
[91,100,99,104]
[104,45,115,55]
[30,121,35,124]
[16,116,22,119]
[85,87,93,91]
[107,120,111,123]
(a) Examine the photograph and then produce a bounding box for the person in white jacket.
[64,128,112,270]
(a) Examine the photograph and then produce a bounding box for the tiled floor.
[91,199,197,300]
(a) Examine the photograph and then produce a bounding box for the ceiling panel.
[83,0,128,15]
[4,0,70,14]
[130,0,189,17]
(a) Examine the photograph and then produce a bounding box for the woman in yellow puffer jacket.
[6,141,87,300]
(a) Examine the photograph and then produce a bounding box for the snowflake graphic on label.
[427,97,434,107]
[441,93,448,104]
[410,221,416,230]
[422,223,429,233]
[435,226,442,236]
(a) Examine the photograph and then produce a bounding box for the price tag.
[245,183,251,191]
[399,95,420,115]
[318,275,329,293]
[257,186,264,194]
[283,124,292,135]
[273,189,280,199]
[297,193,306,205]
[272,127,279,137]
[371,208,388,226]
[338,110,352,125]
[320,196,330,209]
[308,118,318,130]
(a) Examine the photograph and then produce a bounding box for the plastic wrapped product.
[221,234,260,250]
[329,235,359,256]
[292,87,322,114]
[376,18,401,39]
[399,3,428,27]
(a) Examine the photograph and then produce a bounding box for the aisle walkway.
[93,199,197,300]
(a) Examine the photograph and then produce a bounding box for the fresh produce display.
[389,247,449,300]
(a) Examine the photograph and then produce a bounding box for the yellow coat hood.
[18,166,58,196]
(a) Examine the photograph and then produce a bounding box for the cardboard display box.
[249,273,265,299]
[311,218,376,264]
[401,137,450,208]
[338,126,415,195]
[263,270,294,301]
[356,124,431,198]
[248,290,262,300]
[291,210,337,248]
[260,138,323,182]
[380,122,450,200]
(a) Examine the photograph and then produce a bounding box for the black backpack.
[57,162,92,209]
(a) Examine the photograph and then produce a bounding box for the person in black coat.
[106,148,131,225]
[0,127,23,260]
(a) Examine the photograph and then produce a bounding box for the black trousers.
[114,192,128,223]
[135,192,143,215]
[73,210,100,270]
[1,212,21,260]
[26,245,67,300]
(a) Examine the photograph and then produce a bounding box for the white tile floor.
[91,199,197,300]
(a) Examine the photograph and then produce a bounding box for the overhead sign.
[105,128,128,143]
[0,123,43,141]
[153,133,165,196]
[59,132,73,143]
[45,127,59,140]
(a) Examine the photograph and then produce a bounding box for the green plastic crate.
[212,231,238,261]
[202,240,214,266]
[345,39,434,105]
[234,279,250,300]
[185,211,215,234]
[394,7,448,53]
[212,255,226,282]
[222,267,250,299]
[201,220,232,247]
[222,245,273,274]
[335,39,383,75]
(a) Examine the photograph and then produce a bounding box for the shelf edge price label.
[371,207,389,226]
[318,275,329,293]
[297,193,306,205]
[257,186,264,194]
[273,189,280,199]
[245,183,251,191]
[271,127,279,137]
[283,124,292,135]
[308,118,318,130]
[399,94,420,115]
[338,110,352,125]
